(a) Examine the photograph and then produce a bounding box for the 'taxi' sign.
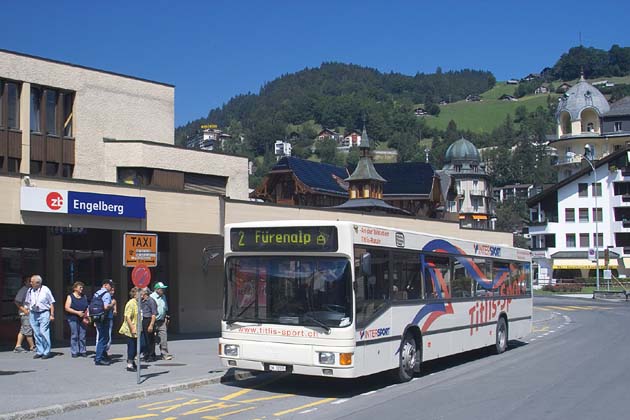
[124,232,158,267]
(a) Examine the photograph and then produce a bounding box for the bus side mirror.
[360,253,372,276]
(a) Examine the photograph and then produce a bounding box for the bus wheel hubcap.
[403,340,415,370]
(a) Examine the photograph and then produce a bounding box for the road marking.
[360,390,377,396]
[239,394,295,403]
[182,402,241,416]
[541,306,577,311]
[200,405,256,419]
[530,338,536,342]
[220,388,254,401]
[110,415,159,420]
[138,398,186,409]
[331,399,349,405]
[299,408,318,414]
[145,398,215,413]
[273,398,336,416]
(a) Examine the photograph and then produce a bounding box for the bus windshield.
[225,256,352,328]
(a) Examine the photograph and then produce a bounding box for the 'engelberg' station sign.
[20,187,146,219]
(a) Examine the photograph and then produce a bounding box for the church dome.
[556,76,610,121]
[444,137,481,163]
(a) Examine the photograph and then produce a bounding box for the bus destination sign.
[230,226,338,252]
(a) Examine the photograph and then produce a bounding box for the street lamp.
[567,145,600,290]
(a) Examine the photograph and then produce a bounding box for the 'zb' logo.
[46,192,64,211]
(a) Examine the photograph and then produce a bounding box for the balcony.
[529,217,558,226]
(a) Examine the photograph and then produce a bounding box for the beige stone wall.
[103,141,249,199]
[3,176,224,235]
[0,50,174,181]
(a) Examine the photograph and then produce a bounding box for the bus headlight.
[224,344,239,357]
[318,352,335,364]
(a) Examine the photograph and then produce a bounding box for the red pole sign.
[131,264,151,288]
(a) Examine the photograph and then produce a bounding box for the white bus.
[219,220,532,382]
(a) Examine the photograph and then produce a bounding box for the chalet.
[414,107,428,116]
[593,80,615,88]
[499,94,518,101]
[521,73,540,82]
[439,100,448,105]
[316,128,341,142]
[534,84,549,94]
[556,82,572,93]
[507,79,519,85]
[251,156,441,217]
[341,129,362,147]
[465,95,481,102]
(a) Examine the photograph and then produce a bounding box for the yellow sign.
[123,232,158,267]
[201,124,218,129]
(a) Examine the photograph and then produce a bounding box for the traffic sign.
[131,264,151,288]
[124,232,158,267]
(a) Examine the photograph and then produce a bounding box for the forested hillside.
[175,45,630,199]
[176,63,496,152]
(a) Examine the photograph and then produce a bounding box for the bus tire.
[394,333,418,383]
[494,317,508,354]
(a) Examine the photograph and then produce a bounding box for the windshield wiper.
[302,313,331,333]
[226,300,256,325]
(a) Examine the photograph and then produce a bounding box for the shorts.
[20,313,33,336]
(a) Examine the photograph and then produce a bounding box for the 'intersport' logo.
[474,243,501,257]
[359,327,391,340]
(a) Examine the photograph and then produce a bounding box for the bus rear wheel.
[394,333,418,383]
[494,317,508,354]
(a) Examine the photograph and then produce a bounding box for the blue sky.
[2,1,628,126]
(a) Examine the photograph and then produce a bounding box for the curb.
[0,370,232,420]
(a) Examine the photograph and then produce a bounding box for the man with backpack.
[90,279,115,366]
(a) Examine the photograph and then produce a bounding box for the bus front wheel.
[394,333,418,383]
[494,317,508,354]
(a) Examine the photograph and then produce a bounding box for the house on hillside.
[439,100,448,105]
[316,128,341,142]
[507,79,519,85]
[465,95,481,102]
[556,82,572,94]
[341,129,362,147]
[499,94,518,101]
[521,73,540,82]
[414,107,427,116]
[534,84,549,95]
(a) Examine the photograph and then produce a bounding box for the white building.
[438,138,494,230]
[274,140,292,158]
[528,147,630,282]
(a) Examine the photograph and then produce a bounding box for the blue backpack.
[88,290,107,322]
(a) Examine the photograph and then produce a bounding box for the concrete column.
[168,233,179,333]
[111,231,127,328]
[20,82,30,174]
[45,230,64,342]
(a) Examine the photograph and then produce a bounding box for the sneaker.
[71,354,79,358]
[95,360,110,366]
[79,353,87,358]
[103,352,110,360]
[41,354,53,359]
[33,354,43,359]
[13,347,25,353]
[162,354,173,360]
[126,364,136,372]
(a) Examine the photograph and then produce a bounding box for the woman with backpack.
[64,281,88,358]
[119,287,141,372]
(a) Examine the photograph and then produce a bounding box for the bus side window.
[393,252,421,300]
[354,248,389,327]
[423,255,451,299]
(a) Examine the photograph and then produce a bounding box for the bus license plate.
[268,364,287,372]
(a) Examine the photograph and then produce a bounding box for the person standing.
[13,276,35,353]
[24,275,55,359]
[119,287,140,372]
[64,281,88,358]
[140,287,157,362]
[92,279,115,366]
[150,282,172,360]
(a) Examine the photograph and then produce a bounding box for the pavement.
[0,335,229,420]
